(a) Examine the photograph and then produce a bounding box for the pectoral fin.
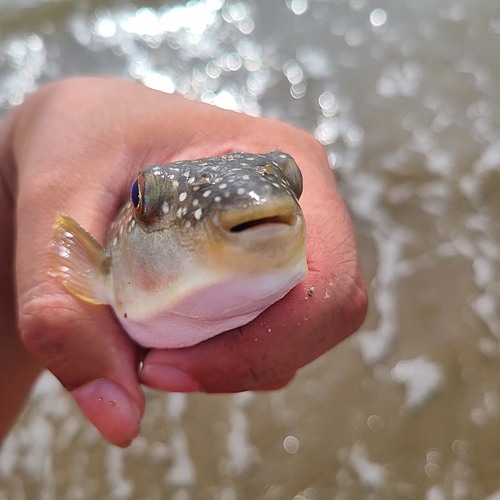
[52,213,112,305]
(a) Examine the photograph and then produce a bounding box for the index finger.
[13,81,147,446]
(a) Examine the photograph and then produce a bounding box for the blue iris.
[131,179,140,209]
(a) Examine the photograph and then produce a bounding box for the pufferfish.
[52,151,307,349]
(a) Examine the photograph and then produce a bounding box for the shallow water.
[1,0,500,498]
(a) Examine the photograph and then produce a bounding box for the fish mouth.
[210,198,306,266]
[217,200,299,234]
[229,214,296,232]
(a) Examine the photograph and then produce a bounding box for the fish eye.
[264,152,303,199]
[131,176,144,214]
[277,156,303,199]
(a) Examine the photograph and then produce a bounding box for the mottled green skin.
[108,151,303,239]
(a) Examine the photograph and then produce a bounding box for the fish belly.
[119,269,306,348]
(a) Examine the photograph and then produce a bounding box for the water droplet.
[370,8,388,27]
[283,436,300,453]
[288,0,308,16]
[318,91,338,116]
[346,124,364,145]
[291,81,307,99]
[367,415,384,431]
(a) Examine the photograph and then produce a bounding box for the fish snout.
[217,197,300,235]
[209,195,306,270]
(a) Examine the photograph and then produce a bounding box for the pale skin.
[0,78,367,447]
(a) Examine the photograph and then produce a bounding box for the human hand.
[0,77,367,446]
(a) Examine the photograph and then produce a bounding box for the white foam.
[105,446,134,500]
[426,486,445,500]
[391,357,445,410]
[349,442,385,490]
[225,392,258,474]
[357,229,408,365]
[165,394,196,488]
[0,433,19,478]
[376,62,422,98]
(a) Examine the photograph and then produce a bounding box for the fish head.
[129,151,306,272]
[110,151,307,347]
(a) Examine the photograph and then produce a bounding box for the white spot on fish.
[188,177,195,184]
[242,175,250,180]
[162,201,170,213]
[179,192,187,202]
[193,199,199,207]
[219,183,227,190]
[177,208,182,218]
[237,188,245,195]
[194,208,203,220]
[203,190,211,198]
[279,154,287,158]
[173,180,179,188]
[59,247,70,258]
[214,196,221,202]
[112,237,118,247]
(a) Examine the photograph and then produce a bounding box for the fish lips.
[208,197,306,258]
[218,194,300,229]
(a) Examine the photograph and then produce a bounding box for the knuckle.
[31,78,88,109]
[246,358,272,387]
[333,261,369,334]
[346,265,369,327]
[237,347,291,391]
[17,288,110,389]
[200,342,288,393]
[18,289,82,360]
[287,124,324,154]
[254,373,296,391]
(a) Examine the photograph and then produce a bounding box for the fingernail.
[140,365,201,393]
[71,378,142,447]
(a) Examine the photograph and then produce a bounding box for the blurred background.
[1,0,500,498]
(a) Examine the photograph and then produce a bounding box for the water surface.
[1,0,500,498]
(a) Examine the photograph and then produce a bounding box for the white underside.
[119,267,307,348]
